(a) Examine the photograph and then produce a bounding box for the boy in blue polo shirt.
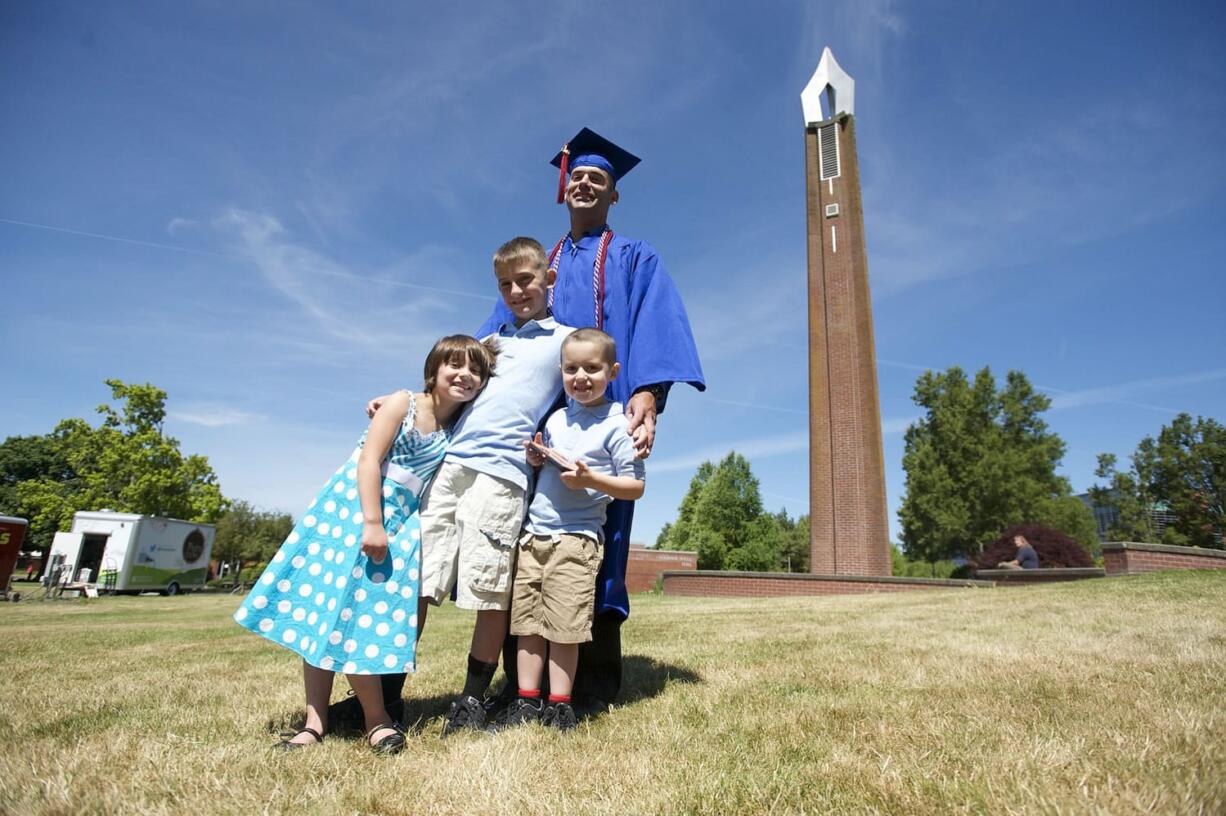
[501,328,645,730]
[367,237,576,735]
[426,236,578,735]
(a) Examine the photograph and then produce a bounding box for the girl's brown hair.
[423,335,497,394]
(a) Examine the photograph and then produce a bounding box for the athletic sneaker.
[441,694,486,737]
[483,685,518,726]
[496,697,543,730]
[541,701,577,731]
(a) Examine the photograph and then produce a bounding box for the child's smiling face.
[561,339,619,406]
[495,262,554,325]
[435,354,485,404]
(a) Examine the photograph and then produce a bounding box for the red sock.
[518,688,541,699]
[547,693,572,704]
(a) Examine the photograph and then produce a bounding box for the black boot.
[325,672,406,734]
[572,612,622,719]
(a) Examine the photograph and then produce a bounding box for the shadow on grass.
[264,655,699,737]
[266,691,456,738]
[618,654,701,706]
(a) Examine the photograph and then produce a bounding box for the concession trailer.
[47,511,215,595]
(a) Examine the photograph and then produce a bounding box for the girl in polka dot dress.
[234,335,495,753]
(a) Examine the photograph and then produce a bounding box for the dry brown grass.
[1,571,1223,815]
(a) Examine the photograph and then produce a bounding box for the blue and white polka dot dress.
[234,393,447,675]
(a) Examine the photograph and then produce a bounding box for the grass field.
[2,572,1224,815]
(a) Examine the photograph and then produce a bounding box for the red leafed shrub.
[976,523,1094,570]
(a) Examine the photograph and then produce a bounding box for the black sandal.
[365,721,407,755]
[275,726,324,751]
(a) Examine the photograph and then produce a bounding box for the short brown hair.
[562,328,617,367]
[423,335,497,394]
[492,236,547,273]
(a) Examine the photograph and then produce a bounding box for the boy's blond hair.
[493,236,547,273]
[562,328,618,367]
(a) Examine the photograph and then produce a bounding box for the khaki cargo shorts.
[418,461,525,611]
[510,531,603,644]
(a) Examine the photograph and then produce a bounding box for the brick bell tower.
[800,48,891,576]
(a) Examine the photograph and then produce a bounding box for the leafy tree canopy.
[213,500,293,569]
[899,366,1097,562]
[657,452,808,572]
[4,379,227,550]
[1092,413,1224,549]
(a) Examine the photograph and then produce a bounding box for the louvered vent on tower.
[818,122,840,180]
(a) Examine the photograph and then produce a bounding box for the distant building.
[1077,493,1177,543]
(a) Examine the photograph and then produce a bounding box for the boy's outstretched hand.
[525,436,577,471]
[523,433,547,468]
[559,460,591,490]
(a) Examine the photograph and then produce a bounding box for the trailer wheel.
[164,581,180,597]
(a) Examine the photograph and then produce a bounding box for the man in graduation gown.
[479,128,705,716]
[335,128,704,729]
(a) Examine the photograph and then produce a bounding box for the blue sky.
[3,1,1224,548]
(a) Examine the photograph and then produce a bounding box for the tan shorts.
[418,461,525,611]
[509,532,603,644]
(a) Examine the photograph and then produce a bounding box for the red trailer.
[0,516,29,599]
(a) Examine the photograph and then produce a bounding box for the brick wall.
[1101,542,1226,575]
[662,570,989,598]
[626,548,697,593]
[974,567,1105,586]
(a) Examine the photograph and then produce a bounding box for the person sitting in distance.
[997,534,1039,570]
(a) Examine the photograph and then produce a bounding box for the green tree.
[1089,452,1158,542]
[727,515,784,571]
[11,379,226,542]
[692,526,729,570]
[1094,414,1225,549]
[690,453,763,553]
[1145,414,1224,548]
[214,501,293,578]
[773,510,810,573]
[0,434,76,551]
[658,452,795,571]
[662,462,714,552]
[890,543,958,578]
[899,366,1096,562]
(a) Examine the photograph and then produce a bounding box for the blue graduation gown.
[477,227,705,619]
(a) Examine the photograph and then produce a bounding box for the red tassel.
[556,144,570,204]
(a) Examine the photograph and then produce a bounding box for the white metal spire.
[801,47,855,125]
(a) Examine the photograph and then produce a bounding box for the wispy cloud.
[169,405,265,427]
[860,70,1225,298]
[166,217,198,236]
[705,396,807,416]
[0,217,229,258]
[702,394,914,436]
[879,356,1225,416]
[1041,368,1226,414]
[878,358,933,374]
[882,415,917,434]
[761,490,808,509]
[214,208,485,350]
[651,431,809,474]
